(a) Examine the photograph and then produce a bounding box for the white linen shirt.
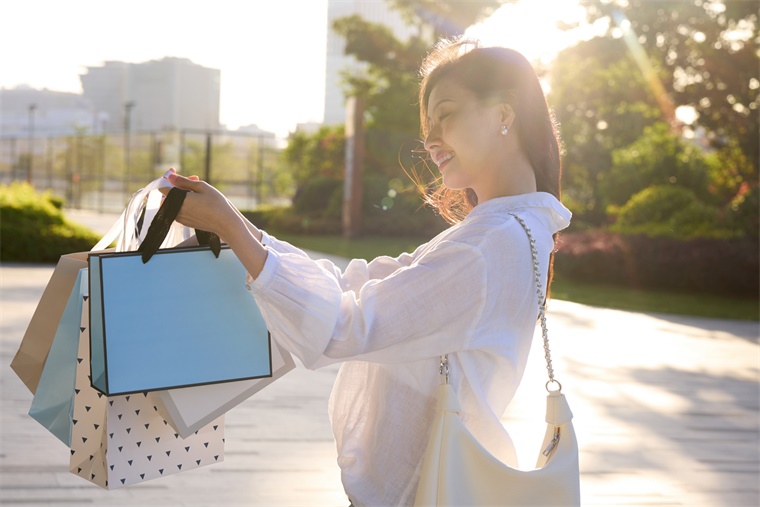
[248,192,571,507]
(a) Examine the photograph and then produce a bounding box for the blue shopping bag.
[88,245,272,396]
[28,268,88,446]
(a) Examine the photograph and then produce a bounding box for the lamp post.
[27,103,37,184]
[123,101,135,197]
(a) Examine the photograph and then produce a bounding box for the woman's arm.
[164,171,420,288]
[248,238,488,368]
[164,171,492,369]
[164,171,269,280]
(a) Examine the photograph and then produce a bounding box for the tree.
[582,0,759,172]
[333,1,512,179]
[549,37,662,222]
[282,125,345,190]
[389,0,504,38]
[604,122,718,208]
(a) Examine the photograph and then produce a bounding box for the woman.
[164,38,571,506]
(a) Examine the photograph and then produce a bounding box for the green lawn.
[550,278,759,321]
[271,232,759,321]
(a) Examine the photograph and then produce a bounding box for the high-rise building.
[323,1,417,126]
[81,57,221,133]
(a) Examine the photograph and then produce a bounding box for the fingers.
[167,172,204,192]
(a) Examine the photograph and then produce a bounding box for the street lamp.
[123,101,135,197]
[27,103,37,184]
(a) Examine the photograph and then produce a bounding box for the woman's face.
[423,78,506,195]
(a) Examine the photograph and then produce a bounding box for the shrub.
[292,176,343,217]
[726,184,759,238]
[0,182,101,263]
[245,175,448,238]
[555,229,759,297]
[610,185,732,239]
[602,122,717,207]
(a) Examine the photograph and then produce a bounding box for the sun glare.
[465,0,599,65]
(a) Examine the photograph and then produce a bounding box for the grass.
[269,231,759,321]
[551,278,759,321]
[271,232,428,261]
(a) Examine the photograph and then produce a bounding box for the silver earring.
[501,125,509,136]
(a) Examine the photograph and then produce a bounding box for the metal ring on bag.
[545,379,562,393]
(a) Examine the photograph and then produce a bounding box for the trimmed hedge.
[242,204,447,238]
[0,182,101,263]
[555,230,759,297]
[243,174,448,238]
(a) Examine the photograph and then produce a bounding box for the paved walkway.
[1,210,758,506]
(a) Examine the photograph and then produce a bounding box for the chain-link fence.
[0,129,291,213]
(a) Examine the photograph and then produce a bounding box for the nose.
[423,124,441,153]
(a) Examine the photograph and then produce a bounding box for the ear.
[499,103,516,128]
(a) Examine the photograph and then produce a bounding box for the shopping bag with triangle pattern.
[69,273,225,489]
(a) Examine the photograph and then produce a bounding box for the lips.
[434,152,454,169]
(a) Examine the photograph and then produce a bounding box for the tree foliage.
[552,0,758,236]
[550,37,662,220]
[388,0,505,38]
[282,125,345,190]
[332,0,512,179]
[603,122,717,207]
[583,0,759,170]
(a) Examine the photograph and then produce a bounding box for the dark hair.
[415,38,563,296]
[417,38,562,223]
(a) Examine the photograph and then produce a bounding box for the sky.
[1,0,597,138]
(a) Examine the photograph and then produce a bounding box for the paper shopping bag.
[14,172,187,395]
[28,268,88,446]
[156,341,296,437]
[12,252,91,394]
[70,291,225,489]
[88,245,272,396]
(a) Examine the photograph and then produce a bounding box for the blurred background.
[1,0,758,318]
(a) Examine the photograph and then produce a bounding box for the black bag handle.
[137,187,222,263]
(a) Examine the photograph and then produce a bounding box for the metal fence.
[0,129,289,213]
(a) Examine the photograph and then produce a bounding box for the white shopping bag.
[69,282,225,489]
[156,341,296,437]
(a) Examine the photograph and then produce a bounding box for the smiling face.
[423,77,510,197]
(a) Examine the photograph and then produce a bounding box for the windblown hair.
[414,38,564,296]
[415,38,563,224]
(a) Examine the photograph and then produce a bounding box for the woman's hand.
[161,169,238,239]
[161,169,269,279]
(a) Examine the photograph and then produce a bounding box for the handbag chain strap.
[439,212,562,394]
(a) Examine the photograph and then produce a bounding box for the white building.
[323,1,417,125]
[80,57,221,133]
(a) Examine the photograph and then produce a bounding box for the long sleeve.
[248,239,487,369]
[259,229,416,292]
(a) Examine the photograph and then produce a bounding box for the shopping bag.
[70,286,225,489]
[156,340,296,437]
[88,245,272,396]
[12,169,180,394]
[11,252,91,394]
[28,268,88,446]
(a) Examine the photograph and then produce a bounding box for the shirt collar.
[465,192,572,234]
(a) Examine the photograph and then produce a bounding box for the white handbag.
[414,213,581,506]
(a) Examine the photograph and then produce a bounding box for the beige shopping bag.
[12,251,93,393]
